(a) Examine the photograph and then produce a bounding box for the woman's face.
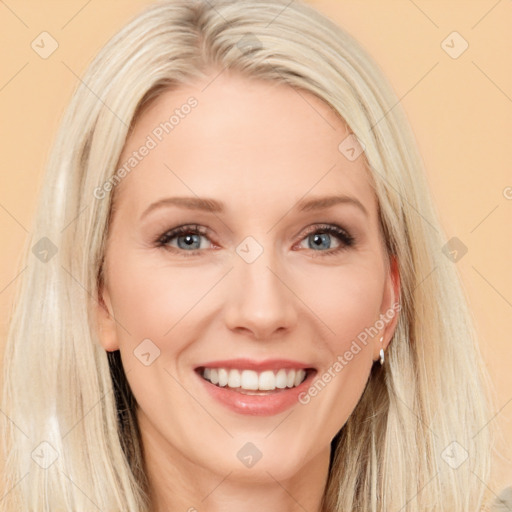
[97,71,399,485]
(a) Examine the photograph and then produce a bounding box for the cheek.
[297,259,384,348]
[108,247,385,363]
[294,262,383,423]
[105,254,218,436]
[107,252,212,345]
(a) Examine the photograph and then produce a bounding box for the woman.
[1,0,500,510]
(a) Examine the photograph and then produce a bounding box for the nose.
[223,246,298,341]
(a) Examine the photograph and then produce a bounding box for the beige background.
[1,0,511,496]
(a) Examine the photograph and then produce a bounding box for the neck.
[138,411,330,512]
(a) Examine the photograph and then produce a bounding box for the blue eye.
[156,225,210,255]
[156,223,355,257]
[297,224,355,255]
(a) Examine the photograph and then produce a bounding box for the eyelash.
[154,223,356,257]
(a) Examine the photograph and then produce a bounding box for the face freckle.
[97,70,399,490]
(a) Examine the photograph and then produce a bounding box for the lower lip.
[195,369,316,416]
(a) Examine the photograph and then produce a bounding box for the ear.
[374,253,401,361]
[96,279,120,352]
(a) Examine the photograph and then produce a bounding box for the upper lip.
[195,358,316,372]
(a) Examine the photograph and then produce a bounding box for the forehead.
[112,71,376,218]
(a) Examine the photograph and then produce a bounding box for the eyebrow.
[140,194,369,219]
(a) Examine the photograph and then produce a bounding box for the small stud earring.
[379,336,385,366]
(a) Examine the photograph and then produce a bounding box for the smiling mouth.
[195,367,316,395]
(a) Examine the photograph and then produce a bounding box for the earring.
[379,336,385,366]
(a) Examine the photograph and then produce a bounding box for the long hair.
[1,0,500,510]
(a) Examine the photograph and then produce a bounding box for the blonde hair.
[1,0,500,510]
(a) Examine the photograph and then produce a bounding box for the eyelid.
[292,223,355,254]
[295,223,354,243]
[155,224,215,256]
[155,224,209,244]
[155,222,356,256]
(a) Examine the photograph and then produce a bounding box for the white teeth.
[201,367,308,391]
[218,368,229,387]
[275,369,288,389]
[258,370,275,391]
[286,369,296,388]
[241,370,259,390]
[228,369,241,388]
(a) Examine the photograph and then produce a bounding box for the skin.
[96,70,400,512]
